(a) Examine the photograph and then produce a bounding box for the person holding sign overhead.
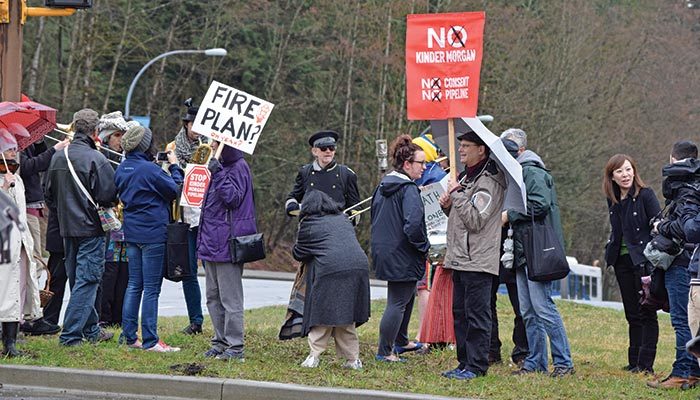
[285,130,360,217]
[198,143,258,362]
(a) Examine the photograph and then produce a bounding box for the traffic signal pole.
[0,0,23,102]
[0,0,76,101]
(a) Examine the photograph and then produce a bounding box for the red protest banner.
[405,12,485,120]
[181,165,211,207]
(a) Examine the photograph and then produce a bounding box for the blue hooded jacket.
[115,152,183,243]
[370,171,429,282]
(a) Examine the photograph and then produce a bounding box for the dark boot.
[181,323,202,335]
[2,322,24,358]
[636,347,656,373]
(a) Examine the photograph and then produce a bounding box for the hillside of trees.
[21,0,700,296]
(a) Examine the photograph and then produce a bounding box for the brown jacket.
[443,160,506,275]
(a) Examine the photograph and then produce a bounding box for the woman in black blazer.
[603,154,661,374]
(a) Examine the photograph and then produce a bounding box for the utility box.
[44,0,93,8]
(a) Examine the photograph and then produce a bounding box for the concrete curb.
[0,364,466,400]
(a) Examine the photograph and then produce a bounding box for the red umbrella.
[0,100,57,151]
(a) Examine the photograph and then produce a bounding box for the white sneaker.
[145,340,180,352]
[342,359,363,370]
[127,339,142,349]
[300,354,320,368]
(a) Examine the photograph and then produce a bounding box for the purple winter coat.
[197,146,257,263]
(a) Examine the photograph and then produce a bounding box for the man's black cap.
[308,130,339,147]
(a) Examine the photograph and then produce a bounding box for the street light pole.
[124,48,227,119]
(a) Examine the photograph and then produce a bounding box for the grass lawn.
[3,296,696,400]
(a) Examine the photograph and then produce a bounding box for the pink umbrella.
[0,100,57,151]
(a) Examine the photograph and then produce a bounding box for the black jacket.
[45,202,63,253]
[20,140,56,204]
[45,134,117,238]
[287,161,360,209]
[293,213,370,335]
[656,160,700,267]
[604,186,661,267]
[370,171,429,282]
[100,144,122,171]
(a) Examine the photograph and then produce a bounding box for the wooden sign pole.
[447,118,457,179]
[214,141,224,159]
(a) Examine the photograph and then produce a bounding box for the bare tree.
[26,17,45,98]
[102,0,132,114]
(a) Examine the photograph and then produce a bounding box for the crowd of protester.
[2,102,700,390]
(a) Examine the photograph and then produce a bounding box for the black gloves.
[208,158,222,174]
[286,200,301,217]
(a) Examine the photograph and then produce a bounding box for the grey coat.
[293,213,370,336]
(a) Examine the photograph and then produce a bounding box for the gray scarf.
[174,126,200,166]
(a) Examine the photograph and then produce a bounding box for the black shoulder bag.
[227,204,266,265]
[163,205,193,282]
[523,208,570,282]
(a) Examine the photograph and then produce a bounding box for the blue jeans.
[516,267,573,371]
[122,243,165,349]
[181,227,203,325]
[665,265,700,378]
[59,236,105,346]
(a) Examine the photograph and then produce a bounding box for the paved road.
[54,276,388,323]
[159,277,390,316]
[51,274,620,324]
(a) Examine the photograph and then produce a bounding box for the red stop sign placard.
[181,165,211,207]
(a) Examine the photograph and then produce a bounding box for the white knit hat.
[97,111,130,142]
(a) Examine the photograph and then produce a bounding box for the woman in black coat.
[293,190,370,370]
[371,134,430,362]
[603,154,661,373]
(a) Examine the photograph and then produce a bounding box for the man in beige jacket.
[438,131,506,380]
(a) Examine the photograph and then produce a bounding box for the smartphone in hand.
[156,151,169,162]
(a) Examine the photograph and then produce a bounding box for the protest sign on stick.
[405,12,485,178]
[180,164,211,208]
[420,174,449,233]
[405,12,485,120]
[192,80,275,155]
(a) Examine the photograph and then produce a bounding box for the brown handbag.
[35,258,54,307]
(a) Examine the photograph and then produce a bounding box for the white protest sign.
[192,80,274,154]
[420,174,450,232]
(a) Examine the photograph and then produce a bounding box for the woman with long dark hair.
[371,134,430,362]
[603,154,660,373]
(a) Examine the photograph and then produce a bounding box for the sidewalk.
[0,364,468,400]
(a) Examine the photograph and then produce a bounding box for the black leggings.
[377,281,416,356]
